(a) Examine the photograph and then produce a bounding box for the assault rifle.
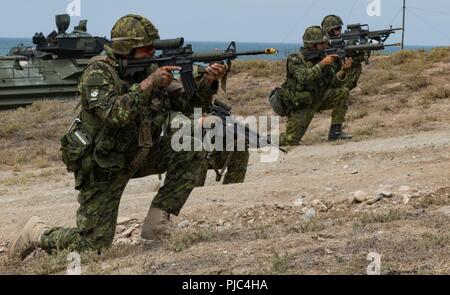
[207,99,286,181]
[327,24,402,64]
[304,23,402,62]
[118,38,278,97]
[304,37,401,61]
[341,23,403,45]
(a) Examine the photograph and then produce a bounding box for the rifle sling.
[220,61,231,93]
[209,151,235,182]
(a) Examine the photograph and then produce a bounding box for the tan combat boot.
[141,207,174,240]
[8,216,50,260]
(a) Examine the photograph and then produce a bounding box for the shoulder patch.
[89,88,100,101]
[85,75,107,87]
[288,52,304,63]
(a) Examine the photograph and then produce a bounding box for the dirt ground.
[0,50,449,274]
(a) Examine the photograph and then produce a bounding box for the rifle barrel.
[192,48,277,63]
[385,43,402,47]
[0,55,28,61]
[236,48,278,56]
[191,51,235,63]
[122,47,278,68]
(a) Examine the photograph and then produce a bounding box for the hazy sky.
[1,0,450,45]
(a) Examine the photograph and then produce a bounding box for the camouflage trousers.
[40,136,205,253]
[345,63,362,91]
[281,87,350,146]
[196,150,250,186]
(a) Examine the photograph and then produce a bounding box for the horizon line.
[0,36,448,48]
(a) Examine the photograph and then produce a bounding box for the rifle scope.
[347,23,366,30]
[154,37,184,50]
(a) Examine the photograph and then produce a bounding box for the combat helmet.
[321,15,344,33]
[110,14,160,56]
[303,26,329,49]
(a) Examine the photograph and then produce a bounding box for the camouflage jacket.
[283,49,347,104]
[68,45,217,176]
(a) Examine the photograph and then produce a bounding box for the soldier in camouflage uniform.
[321,15,365,91]
[8,14,226,258]
[279,26,353,146]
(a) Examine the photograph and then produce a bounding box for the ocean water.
[0,37,437,60]
[0,38,33,56]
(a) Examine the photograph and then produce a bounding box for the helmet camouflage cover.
[321,15,344,33]
[302,26,329,49]
[111,14,160,55]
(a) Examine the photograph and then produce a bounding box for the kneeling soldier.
[277,26,353,146]
[8,14,226,259]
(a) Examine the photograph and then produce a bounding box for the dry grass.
[231,60,285,79]
[2,243,144,275]
[1,188,448,274]
[0,167,66,186]
[355,209,403,226]
[1,48,450,274]
[421,86,450,102]
[1,47,450,169]
[227,48,450,145]
[405,75,430,91]
[359,69,397,96]
[341,48,450,143]
[413,190,450,209]
[165,228,215,252]
[420,233,450,249]
[267,250,294,274]
[0,100,78,170]
[426,47,450,63]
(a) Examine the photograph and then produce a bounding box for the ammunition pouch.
[61,119,92,173]
[92,126,134,172]
[274,76,315,113]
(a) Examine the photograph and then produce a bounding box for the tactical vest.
[61,56,153,181]
[285,51,338,104]
[278,52,316,110]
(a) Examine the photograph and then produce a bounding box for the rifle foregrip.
[192,52,233,63]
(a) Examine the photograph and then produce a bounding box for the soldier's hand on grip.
[204,63,227,81]
[140,66,181,93]
[319,54,338,68]
[341,57,353,71]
